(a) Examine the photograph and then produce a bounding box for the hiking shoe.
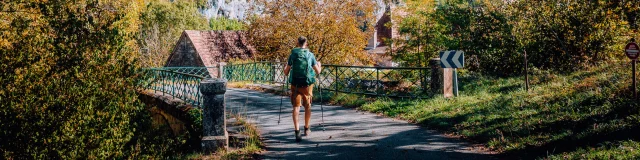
[304,127,311,136]
[295,130,302,142]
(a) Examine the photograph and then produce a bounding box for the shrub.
[509,0,630,72]
[0,1,143,158]
[393,0,633,76]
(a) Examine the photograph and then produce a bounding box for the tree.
[390,0,446,67]
[138,0,210,67]
[210,17,246,30]
[391,0,633,75]
[248,0,376,65]
[0,0,144,158]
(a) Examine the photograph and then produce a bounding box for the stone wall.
[137,90,201,146]
[376,6,393,46]
[166,34,203,67]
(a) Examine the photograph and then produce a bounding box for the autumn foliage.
[248,0,376,65]
[0,1,143,158]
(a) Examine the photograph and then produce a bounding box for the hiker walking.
[284,36,322,142]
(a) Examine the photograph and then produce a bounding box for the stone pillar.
[429,58,443,94]
[199,78,228,153]
[218,62,226,79]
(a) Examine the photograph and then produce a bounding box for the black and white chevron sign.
[439,50,464,68]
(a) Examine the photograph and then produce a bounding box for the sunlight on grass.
[360,62,640,158]
[227,82,250,88]
[216,112,263,160]
[546,140,640,160]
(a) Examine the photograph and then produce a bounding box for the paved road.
[225,88,494,160]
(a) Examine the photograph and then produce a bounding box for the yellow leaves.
[1,1,143,157]
[249,0,374,65]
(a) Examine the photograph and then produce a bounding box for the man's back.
[288,48,317,86]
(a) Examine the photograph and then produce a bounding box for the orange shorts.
[291,84,313,108]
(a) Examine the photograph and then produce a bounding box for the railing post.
[376,67,379,96]
[334,66,338,94]
[271,62,276,83]
[429,58,443,95]
[199,78,228,153]
[253,63,257,83]
[421,68,426,94]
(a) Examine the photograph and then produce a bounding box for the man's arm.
[285,51,293,76]
[284,65,291,76]
[312,62,322,76]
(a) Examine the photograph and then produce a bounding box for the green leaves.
[209,17,246,31]
[138,0,210,68]
[395,0,633,76]
[1,0,144,158]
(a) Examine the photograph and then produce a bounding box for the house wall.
[166,34,204,67]
[376,7,393,46]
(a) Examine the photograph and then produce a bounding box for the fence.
[137,61,436,107]
[224,62,281,83]
[223,62,434,98]
[137,68,206,107]
[160,67,220,79]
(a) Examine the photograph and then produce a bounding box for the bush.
[394,0,633,76]
[509,0,630,72]
[0,1,143,158]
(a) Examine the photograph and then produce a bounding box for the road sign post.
[634,59,637,100]
[440,50,464,97]
[625,38,639,100]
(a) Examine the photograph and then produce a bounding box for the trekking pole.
[319,83,325,131]
[278,77,288,124]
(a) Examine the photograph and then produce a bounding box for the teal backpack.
[289,48,316,87]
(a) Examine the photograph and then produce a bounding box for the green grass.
[213,113,263,160]
[546,140,640,159]
[358,62,640,158]
[315,92,371,108]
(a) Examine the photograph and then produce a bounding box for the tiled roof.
[181,30,256,66]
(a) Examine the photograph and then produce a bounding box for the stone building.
[367,4,407,67]
[165,30,256,78]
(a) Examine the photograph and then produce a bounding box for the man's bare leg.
[292,106,300,131]
[291,86,301,131]
[304,97,311,129]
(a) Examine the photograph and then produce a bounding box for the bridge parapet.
[138,68,205,107]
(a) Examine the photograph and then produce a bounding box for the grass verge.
[359,62,640,159]
[229,61,640,159]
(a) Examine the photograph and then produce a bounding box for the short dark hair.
[298,36,307,46]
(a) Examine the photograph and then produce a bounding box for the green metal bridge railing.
[223,61,434,98]
[137,61,434,107]
[137,68,207,107]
